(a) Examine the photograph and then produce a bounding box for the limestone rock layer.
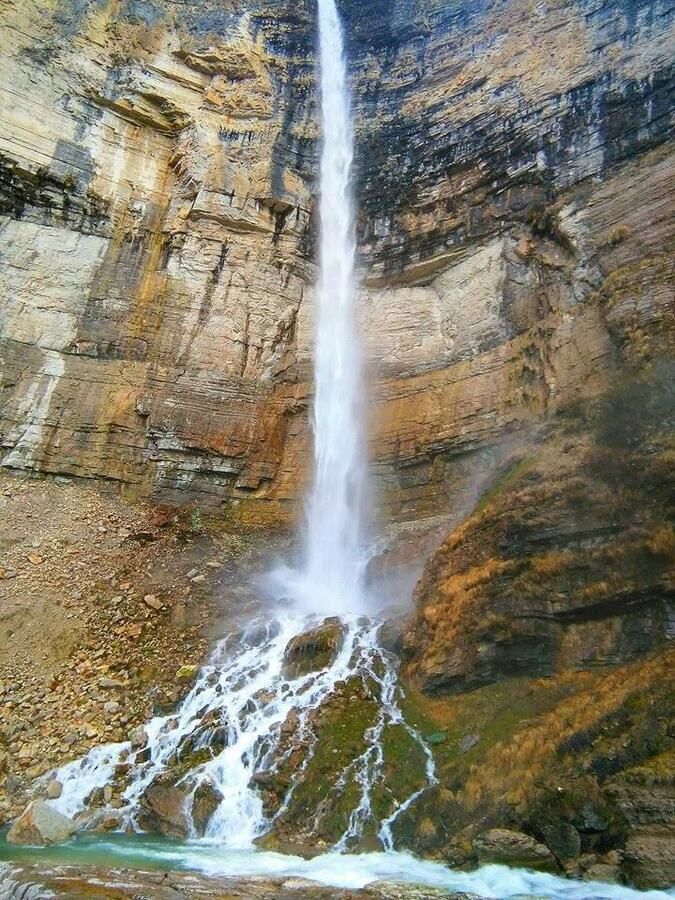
[0,0,673,521]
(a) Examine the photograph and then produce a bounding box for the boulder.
[129,726,148,749]
[6,800,76,846]
[624,829,675,890]
[538,821,581,863]
[282,618,346,678]
[572,803,608,833]
[138,783,189,838]
[191,782,223,835]
[45,780,63,800]
[75,807,123,833]
[582,863,621,884]
[473,828,556,871]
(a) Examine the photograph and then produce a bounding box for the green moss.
[369,724,429,825]
[275,677,379,841]
[400,676,594,788]
[619,748,675,786]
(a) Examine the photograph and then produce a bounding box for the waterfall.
[281,0,368,616]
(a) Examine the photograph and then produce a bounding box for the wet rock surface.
[282,618,347,678]
[0,863,483,899]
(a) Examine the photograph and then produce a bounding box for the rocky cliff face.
[1,1,673,886]
[1,0,672,523]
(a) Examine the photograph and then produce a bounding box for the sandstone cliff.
[1,0,672,524]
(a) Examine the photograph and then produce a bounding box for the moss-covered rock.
[282,618,347,678]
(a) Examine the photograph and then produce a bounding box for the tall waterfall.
[44,0,436,855]
[297,0,367,615]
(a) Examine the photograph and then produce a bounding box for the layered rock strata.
[0,0,672,522]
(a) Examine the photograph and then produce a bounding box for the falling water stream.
[272,0,367,615]
[8,2,675,896]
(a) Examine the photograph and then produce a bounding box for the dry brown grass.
[577,573,634,602]
[646,525,675,561]
[600,224,632,248]
[422,558,513,642]
[530,551,571,577]
[460,647,675,812]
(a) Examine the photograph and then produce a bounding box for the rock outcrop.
[397,367,674,886]
[403,367,675,695]
[0,0,672,524]
[6,800,76,845]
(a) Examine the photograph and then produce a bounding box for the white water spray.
[281,0,368,616]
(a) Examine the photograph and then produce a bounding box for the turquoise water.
[2,833,674,898]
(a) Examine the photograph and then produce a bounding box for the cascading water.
[44,0,436,855]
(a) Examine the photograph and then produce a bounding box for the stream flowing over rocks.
[43,614,436,851]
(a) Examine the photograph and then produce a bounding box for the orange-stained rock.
[0,0,672,528]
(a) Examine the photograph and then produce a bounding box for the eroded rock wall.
[0,0,673,522]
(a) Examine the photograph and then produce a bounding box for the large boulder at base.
[191,782,223,834]
[282,618,346,678]
[6,800,76,846]
[473,828,556,871]
[137,783,189,838]
[624,830,675,890]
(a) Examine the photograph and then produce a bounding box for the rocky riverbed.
[0,861,477,900]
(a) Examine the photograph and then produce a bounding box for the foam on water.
[7,836,673,900]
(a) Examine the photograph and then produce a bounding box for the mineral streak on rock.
[0,0,672,522]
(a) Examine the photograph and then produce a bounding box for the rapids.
[2,837,675,899]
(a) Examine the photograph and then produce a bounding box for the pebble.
[45,780,63,799]
[143,594,163,611]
